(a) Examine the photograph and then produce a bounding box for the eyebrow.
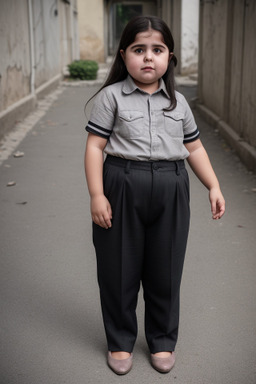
[130,44,167,49]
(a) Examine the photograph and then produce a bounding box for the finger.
[107,204,112,219]
[218,203,225,219]
[212,207,221,220]
[104,218,112,228]
[211,201,217,218]
[212,201,225,220]
[92,214,108,229]
[99,214,110,229]
[103,211,112,228]
[96,211,112,229]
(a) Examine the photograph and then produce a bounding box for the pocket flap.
[164,110,184,121]
[119,110,144,122]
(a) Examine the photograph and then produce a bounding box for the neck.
[132,78,160,94]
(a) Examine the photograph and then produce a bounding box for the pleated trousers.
[93,155,190,354]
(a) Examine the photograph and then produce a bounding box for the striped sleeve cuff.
[183,128,200,143]
[85,121,112,139]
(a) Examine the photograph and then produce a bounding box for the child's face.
[120,29,172,94]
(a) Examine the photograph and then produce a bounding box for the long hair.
[86,15,178,111]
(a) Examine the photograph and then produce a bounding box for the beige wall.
[77,0,105,62]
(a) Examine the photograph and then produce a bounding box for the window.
[110,3,143,54]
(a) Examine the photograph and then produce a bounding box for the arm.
[84,133,112,229]
[185,139,225,220]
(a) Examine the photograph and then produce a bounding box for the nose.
[144,49,153,62]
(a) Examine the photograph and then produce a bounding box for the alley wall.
[78,0,105,62]
[0,1,31,112]
[0,0,79,141]
[198,0,256,172]
[181,0,199,75]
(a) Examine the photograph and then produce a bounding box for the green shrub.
[68,60,99,80]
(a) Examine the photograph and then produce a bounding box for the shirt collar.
[122,75,170,98]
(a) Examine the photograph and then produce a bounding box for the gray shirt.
[86,76,199,161]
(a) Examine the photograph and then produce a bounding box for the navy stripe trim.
[88,121,111,134]
[183,129,200,143]
[86,126,110,139]
[184,128,199,139]
[183,134,200,143]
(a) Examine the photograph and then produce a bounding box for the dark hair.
[86,15,178,111]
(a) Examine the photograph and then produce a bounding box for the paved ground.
[0,81,256,384]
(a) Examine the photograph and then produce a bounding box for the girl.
[84,15,225,375]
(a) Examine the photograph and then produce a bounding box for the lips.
[141,66,154,71]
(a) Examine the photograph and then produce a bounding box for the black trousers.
[93,155,190,354]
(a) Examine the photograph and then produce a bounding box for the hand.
[90,194,112,229]
[209,187,225,220]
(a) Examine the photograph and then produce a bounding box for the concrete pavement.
[0,81,256,384]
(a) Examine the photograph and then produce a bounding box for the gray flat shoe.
[151,352,175,373]
[107,352,133,375]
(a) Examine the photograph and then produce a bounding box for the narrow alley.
[0,81,256,384]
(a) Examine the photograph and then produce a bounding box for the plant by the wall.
[68,60,99,80]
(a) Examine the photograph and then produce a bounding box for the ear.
[120,49,125,62]
[169,52,174,63]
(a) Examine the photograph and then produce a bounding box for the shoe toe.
[107,352,133,375]
[151,352,175,373]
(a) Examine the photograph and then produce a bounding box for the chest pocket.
[118,111,144,139]
[163,111,184,137]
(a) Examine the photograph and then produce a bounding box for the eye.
[134,48,144,54]
[154,48,162,53]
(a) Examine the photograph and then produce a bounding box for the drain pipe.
[28,0,35,95]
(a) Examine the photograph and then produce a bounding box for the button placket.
[149,97,160,159]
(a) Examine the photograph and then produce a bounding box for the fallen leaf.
[13,151,24,158]
[6,181,16,187]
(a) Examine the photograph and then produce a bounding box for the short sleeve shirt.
[86,75,199,161]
